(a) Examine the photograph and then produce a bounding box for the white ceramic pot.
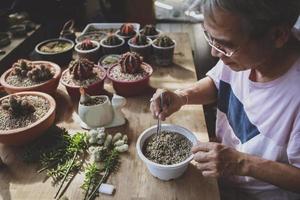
[75,40,100,62]
[78,95,113,128]
[136,124,197,181]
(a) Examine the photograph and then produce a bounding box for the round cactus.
[79,39,97,50]
[142,24,159,36]
[154,35,174,47]
[119,23,136,36]
[69,58,95,81]
[1,95,35,117]
[11,59,33,77]
[27,64,54,82]
[119,52,143,74]
[131,34,148,46]
[103,34,123,46]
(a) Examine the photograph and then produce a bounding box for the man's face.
[203,8,274,71]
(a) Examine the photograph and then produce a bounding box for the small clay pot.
[100,36,125,55]
[152,39,176,66]
[9,24,27,38]
[0,91,56,145]
[75,40,100,62]
[98,54,121,70]
[0,61,62,95]
[139,28,162,40]
[0,32,10,48]
[107,62,153,97]
[128,37,152,62]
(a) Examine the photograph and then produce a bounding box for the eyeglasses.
[201,24,240,57]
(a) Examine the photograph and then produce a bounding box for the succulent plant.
[27,64,54,82]
[103,34,123,46]
[118,23,136,36]
[11,59,33,77]
[10,59,54,82]
[79,39,97,50]
[119,52,143,74]
[142,25,159,36]
[154,35,174,47]
[131,34,148,46]
[1,95,35,117]
[69,58,95,81]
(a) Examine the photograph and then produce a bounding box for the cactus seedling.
[1,95,35,117]
[103,34,123,46]
[69,58,95,81]
[11,59,54,82]
[118,23,136,36]
[142,25,159,36]
[154,35,174,47]
[79,39,97,50]
[119,52,143,74]
[131,34,149,46]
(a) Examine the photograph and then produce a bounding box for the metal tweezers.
[156,93,164,135]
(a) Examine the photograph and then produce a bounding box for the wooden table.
[0,33,220,200]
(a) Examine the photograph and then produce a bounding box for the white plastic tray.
[81,23,140,35]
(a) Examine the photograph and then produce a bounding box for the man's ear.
[270,25,291,48]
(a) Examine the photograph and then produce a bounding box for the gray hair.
[201,0,300,38]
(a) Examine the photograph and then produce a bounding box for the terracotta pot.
[107,63,153,97]
[0,91,56,145]
[35,38,74,66]
[60,65,106,101]
[0,61,62,95]
[128,37,152,62]
[75,40,100,62]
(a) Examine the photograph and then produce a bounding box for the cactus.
[131,34,148,46]
[69,58,95,81]
[119,23,136,36]
[27,64,54,82]
[142,24,159,36]
[103,34,122,46]
[79,39,96,50]
[119,52,143,74]
[11,59,33,77]
[154,35,174,47]
[1,95,35,117]
[11,59,54,82]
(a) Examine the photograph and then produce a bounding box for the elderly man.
[150,0,300,199]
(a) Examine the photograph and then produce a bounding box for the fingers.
[193,151,212,163]
[149,89,171,120]
[191,141,217,153]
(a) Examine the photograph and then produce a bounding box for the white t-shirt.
[207,58,300,200]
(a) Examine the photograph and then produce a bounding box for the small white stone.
[99,183,115,195]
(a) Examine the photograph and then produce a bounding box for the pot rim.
[139,28,162,37]
[78,95,110,108]
[74,40,100,53]
[128,37,152,48]
[60,65,106,88]
[152,39,176,49]
[100,36,125,48]
[115,30,137,39]
[106,62,153,83]
[35,38,74,55]
[136,124,197,169]
[0,61,62,90]
[0,91,56,135]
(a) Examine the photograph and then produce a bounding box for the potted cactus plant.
[107,52,153,97]
[0,59,61,95]
[100,34,125,55]
[75,39,100,62]
[60,58,106,101]
[140,24,161,40]
[128,34,152,62]
[0,91,56,145]
[152,35,176,66]
[116,23,137,49]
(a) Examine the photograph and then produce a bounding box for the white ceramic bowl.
[136,124,197,181]
[78,95,113,128]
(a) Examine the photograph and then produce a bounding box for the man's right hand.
[150,89,187,121]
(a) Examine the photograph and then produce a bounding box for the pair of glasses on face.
[201,24,239,57]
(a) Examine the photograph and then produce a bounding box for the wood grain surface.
[0,33,220,200]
